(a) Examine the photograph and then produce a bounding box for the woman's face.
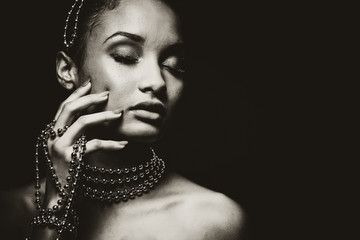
[80,0,185,142]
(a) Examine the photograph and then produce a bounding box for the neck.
[85,142,154,170]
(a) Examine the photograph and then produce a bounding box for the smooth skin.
[0,0,246,239]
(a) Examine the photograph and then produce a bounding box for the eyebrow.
[103,31,145,45]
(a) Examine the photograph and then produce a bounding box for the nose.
[138,59,167,99]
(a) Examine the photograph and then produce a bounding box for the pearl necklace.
[81,148,166,202]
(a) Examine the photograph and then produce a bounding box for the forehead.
[90,0,182,46]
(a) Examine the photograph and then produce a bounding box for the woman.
[1,0,245,239]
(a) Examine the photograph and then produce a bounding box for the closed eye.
[162,64,185,77]
[161,56,185,77]
[111,53,139,64]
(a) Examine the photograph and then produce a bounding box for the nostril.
[155,86,168,102]
[138,76,166,93]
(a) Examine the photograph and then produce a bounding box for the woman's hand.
[31,80,127,239]
[43,80,127,205]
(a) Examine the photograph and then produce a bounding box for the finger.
[55,91,109,128]
[86,140,128,154]
[60,109,123,143]
[54,80,92,120]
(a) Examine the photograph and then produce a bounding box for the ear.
[56,51,79,90]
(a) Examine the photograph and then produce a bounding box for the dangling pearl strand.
[27,121,86,240]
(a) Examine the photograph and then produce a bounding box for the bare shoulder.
[166,174,246,240]
[184,190,246,240]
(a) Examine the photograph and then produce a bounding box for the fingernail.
[82,78,91,87]
[113,109,123,115]
[99,91,109,97]
[119,141,128,145]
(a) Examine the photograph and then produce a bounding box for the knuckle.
[58,101,66,111]
[49,141,63,156]
[63,101,75,113]
[77,115,89,125]
[60,99,67,107]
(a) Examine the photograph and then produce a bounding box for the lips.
[128,101,166,118]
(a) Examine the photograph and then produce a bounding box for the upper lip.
[129,101,166,117]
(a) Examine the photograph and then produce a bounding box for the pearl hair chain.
[63,0,84,49]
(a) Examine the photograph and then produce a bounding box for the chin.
[117,122,163,143]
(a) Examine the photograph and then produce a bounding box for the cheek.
[106,81,138,110]
[84,50,130,89]
[84,58,138,110]
[167,80,184,108]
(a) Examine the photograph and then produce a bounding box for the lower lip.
[130,109,163,121]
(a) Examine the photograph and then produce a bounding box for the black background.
[0,1,353,240]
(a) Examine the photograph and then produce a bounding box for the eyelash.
[111,54,139,64]
[161,56,185,76]
[162,64,185,76]
[111,54,185,76]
